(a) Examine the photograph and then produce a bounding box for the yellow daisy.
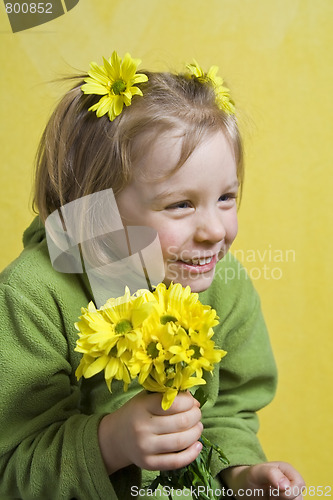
[145,282,219,334]
[168,326,194,364]
[82,50,148,121]
[130,340,167,385]
[75,287,153,390]
[143,363,206,410]
[130,320,176,383]
[74,283,226,409]
[186,59,235,115]
[187,328,227,377]
[104,350,132,392]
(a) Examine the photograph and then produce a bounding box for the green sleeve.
[198,256,278,477]
[0,281,118,500]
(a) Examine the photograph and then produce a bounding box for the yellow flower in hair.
[186,60,235,115]
[82,51,148,121]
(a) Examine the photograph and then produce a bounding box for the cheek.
[158,232,179,259]
[226,211,238,242]
[156,224,184,260]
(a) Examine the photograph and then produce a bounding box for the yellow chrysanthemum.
[143,363,206,410]
[130,283,224,410]
[75,287,154,390]
[130,318,179,383]
[143,282,219,335]
[75,283,226,410]
[81,51,148,121]
[186,60,235,115]
[129,338,168,385]
[186,328,227,378]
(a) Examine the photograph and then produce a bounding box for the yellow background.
[1,0,332,490]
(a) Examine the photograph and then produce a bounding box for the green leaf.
[192,387,208,407]
[147,435,229,499]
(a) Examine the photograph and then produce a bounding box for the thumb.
[270,461,306,492]
[249,463,291,490]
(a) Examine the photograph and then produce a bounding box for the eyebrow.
[222,180,240,191]
[153,181,239,202]
[153,189,188,202]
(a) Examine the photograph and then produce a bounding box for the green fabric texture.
[0,217,277,499]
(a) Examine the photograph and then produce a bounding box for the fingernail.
[278,478,290,491]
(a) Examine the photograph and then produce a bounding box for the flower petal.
[82,81,109,95]
[84,355,109,378]
[131,73,148,85]
[110,51,121,77]
[113,95,124,116]
[161,388,178,410]
[129,86,143,97]
[96,96,115,117]
[121,52,138,80]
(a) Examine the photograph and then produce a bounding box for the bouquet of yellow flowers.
[75,282,229,499]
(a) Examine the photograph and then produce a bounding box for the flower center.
[189,344,201,359]
[160,315,178,325]
[115,319,132,334]
[165,363,176,379]
[111,79,127,95]
[147,341,159,359]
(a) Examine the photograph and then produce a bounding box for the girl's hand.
[98,391,203,474]
[221,462,306,499]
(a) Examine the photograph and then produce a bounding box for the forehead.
[133,128,235,183]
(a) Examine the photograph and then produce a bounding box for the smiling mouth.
[181,256,213,266]
[171,254,219,273]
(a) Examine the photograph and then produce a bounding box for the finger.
[248,463,290,488]
[273,461,306,485]
[193,397,201,408]
[151,406,202,435]
[149,391,198,416]
[144,440,203,471]
[268,462,306,495]
[248,463,306,500]
[152,421,203,454]
[278,491,304,500]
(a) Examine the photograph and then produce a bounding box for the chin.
[186,279,213,293]
[163,273,214,293]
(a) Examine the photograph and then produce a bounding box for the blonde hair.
[33,71,243,222]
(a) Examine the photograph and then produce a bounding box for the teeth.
[184,256,213,266]
[199,256,213,265]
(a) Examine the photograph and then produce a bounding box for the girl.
[0,52,304,499]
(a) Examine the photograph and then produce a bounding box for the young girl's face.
[116,129,238,292]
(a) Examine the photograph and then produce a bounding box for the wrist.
[219,466,250,497]
[98,412,131,475]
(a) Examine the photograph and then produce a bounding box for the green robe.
[0,217,277,499]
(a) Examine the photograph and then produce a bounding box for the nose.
[193,208,226,244]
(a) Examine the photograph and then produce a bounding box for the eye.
[218,193,237,203]
[165,200,192,210]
